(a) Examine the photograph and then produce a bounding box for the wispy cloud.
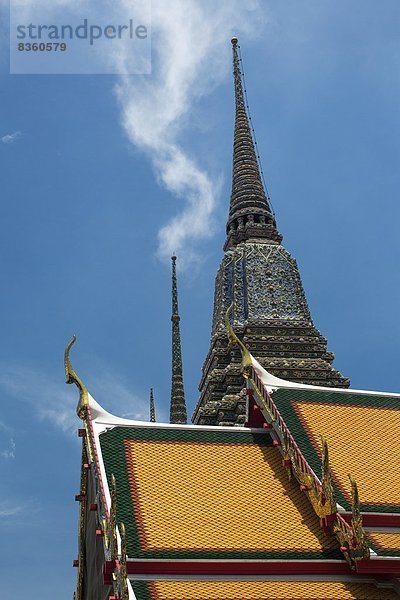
[89,369,162,422]
[5,0,265,265]
[0,421,16,460]
[0,364,77,433]
[115,0,265,266]
[1,438,16,460]
[0,503,23,519]
[0,362,154,434]
[1,131,21,144]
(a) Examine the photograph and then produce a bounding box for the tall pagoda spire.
[225,38,282,250]
[149,388,156,422]
[170,255,187,424]
[194,38,349,427]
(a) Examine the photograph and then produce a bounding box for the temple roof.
[130,579,400,600]
[249,355,400,516]
[66,337,400,598]
[99,422,339,561]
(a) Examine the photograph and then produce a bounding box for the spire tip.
[231,37,238,45]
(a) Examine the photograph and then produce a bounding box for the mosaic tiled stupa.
[193,38,349,427]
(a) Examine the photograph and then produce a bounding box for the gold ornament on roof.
[64,335,94,462]
[110,474,118,561]
[349,475,370,560]
[119,522,129,600]
[319,435,336,516]
[332,476,370,566]
[225,304,252,378]
[64,335,89,419]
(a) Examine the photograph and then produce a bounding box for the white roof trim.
[88,392,269,435]
[250,356,400,399]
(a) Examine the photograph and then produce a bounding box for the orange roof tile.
[124,439,336,554]
[266,387,400,512]
[293,402,400,506]
[100,427,339,559]
[131,579,399,599]
[367,531,400,556]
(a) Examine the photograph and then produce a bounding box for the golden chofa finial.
[231,37,238,45]
[225,304,252,378]
[64,335,89,419]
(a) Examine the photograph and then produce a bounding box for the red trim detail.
[126,560,352,576]
[90,503,98,511]
[263,423,273,429]
[104,560,116,575]
[73,560,79,568]
[283,459,292,467]
[300,485,308,492]
[83,463,90,470]
[103,560,121,585]
[355,558,400,576]
[273,440,281,447]
[78,428,85,437]
[245,388,253,396]
[245,398,267,428]
[96,529,103,537]
[75,494,85,502]
[320,514,336,532]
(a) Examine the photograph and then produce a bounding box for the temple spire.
[225,38,282,250]
[149,388,156,422]
[170,256,187,424]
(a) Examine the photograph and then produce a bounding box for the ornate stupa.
[193,38,349,427]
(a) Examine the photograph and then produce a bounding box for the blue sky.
[0,0,399,597]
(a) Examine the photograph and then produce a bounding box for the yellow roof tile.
[142,579,399,599]
[293,402,400,506]
[124,439,337,554]
[367,531,400,552]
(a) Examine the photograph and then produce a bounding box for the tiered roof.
[67,331,400,599]
[130,580,399,600]
[265,387,400,515]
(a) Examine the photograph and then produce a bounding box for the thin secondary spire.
[225,38,282,250]
[170,256,187,424]
[149,388,156,422]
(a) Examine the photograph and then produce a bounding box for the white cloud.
[0,364,77,433]
[115,0,265,266]
[0,421,16,460]
[1,131,21,144]
[5,0,266,265]
[0,362,153,434]
[1,438,16,460]
[89,369,159,421]
[0,503,23,518]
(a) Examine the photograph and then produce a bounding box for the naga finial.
[349,475,361,521]
[349,475,370,560]
[225,304,252,378]
[110,474,118,561]
[319,435,336,514]
[119,522,129,600]
[64,336,89,419]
